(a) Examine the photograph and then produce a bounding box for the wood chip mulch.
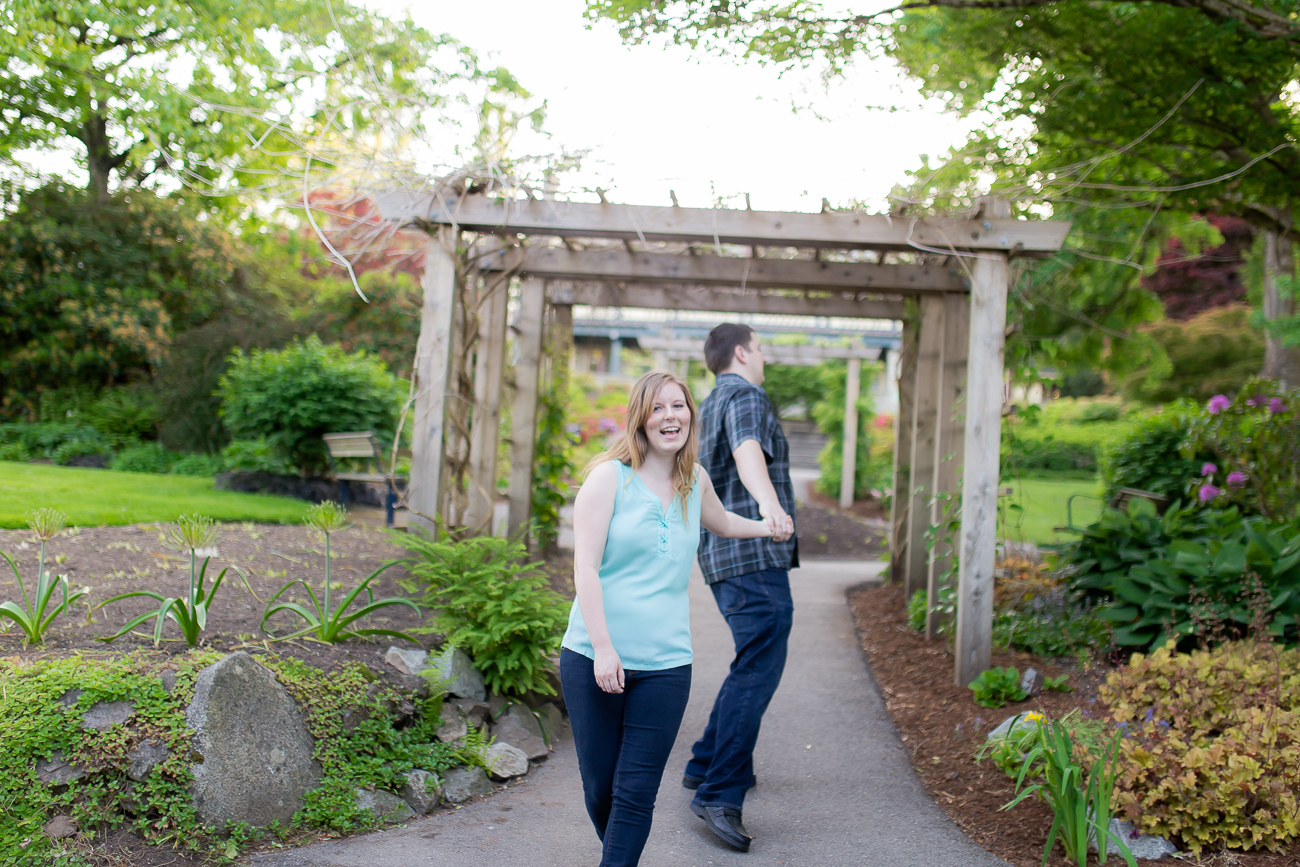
[848,582,1300,867]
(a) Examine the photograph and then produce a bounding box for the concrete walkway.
[246,561,1009,867]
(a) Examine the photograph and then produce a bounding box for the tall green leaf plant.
[0,508,85,643]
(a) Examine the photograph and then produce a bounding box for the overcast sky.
[364,0,974,213]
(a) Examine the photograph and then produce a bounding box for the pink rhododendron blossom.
[1201,462,1218,476]
[1207,395,1231,414]
[1198,484,1221,502]
[1226,472,1247,488]
[1269,398,1286,413]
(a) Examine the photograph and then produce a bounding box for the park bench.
[322,432,404,527]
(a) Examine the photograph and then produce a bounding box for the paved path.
[246,561,1009,867]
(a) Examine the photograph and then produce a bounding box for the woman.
[561,370,791,867]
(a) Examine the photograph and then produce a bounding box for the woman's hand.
[594,646,625,694]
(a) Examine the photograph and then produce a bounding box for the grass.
[998,473,1104,547]
[0,462,310,528]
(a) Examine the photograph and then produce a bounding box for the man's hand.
[760,499,794,542]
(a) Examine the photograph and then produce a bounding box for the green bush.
[811,360,882,500]
[396,533,568,697]
[1002,400,1133,473]
[111,441,177,474]
[51,436,116,466]
[0,422,117,462]
[168,453,225,476]
[83,387,159,440]
[1121,305,1265,405]
[1103,640,1300,855]
[968,666,1029,708]
[0,441,28,461]
[218,336,406,475]
[220,438,296,475]
[1099,405,1203,501]
[993,587,1110,660]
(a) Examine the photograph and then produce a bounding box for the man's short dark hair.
[704,323,756,375]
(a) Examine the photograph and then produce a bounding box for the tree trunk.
[80,114,117,201]
[1263,228,1300,387]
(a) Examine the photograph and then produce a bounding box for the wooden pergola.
[387,191,1069,685]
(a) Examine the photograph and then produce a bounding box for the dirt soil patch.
[796,502,887,560]
[849,583,1300,867]
[807,488,889,522]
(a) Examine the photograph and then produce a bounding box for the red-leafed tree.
[1142,216,1255,321]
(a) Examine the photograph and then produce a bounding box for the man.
[685,322,798,853]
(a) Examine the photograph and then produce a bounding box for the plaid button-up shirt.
[696,373,799,584]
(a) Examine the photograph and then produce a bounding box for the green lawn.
[0,462,310,529]
[997,474,1105,547]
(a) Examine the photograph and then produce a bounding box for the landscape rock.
[427,647,486,701]
[118,781,143,815]
[987,711,1046,742]
[186,652,322,830]
[401,770,442,814]
[492,704,547,760]
[159,670,178,693]
[36,752,86,786]
[435,711,469,744]
[81,700,135,730]
[484,743,530,780]
[43,816,77,839]
[488,694,510,719]
[1020,667,1040,696]
[384,646,428,676]
[58,688,83,708]
[354,787,416,823]
[1093,818,1179,860]
[441,766,494,804]
[451,698,491,729]
[126,739,169,781]
[534,702,563,746]
[398,673,431,699]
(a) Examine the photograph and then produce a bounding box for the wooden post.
[463,276,510,535]
[408,228,459,537]
[955,200,1012,686]
[840,357,862,509]
[507,277,547,541]
[888,318,918,586]
[903,296,945,601]
[926,293,970,638]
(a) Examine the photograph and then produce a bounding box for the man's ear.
[733,342,748,365]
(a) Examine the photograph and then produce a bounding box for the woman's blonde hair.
[584,371,699,517]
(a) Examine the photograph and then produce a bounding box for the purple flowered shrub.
[1198,484,1220,502]
[1207,394,1231,414]
[1226,471,1247,488]
[1201,462,1217,476]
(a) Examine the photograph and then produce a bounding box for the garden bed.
[796,502,888,559]
[849,582,1300,867]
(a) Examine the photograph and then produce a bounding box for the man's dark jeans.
[686,568,794,810]
[561,649,692,867]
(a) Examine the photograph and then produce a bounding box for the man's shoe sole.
[689,802,752,853]
[682,775,756,791]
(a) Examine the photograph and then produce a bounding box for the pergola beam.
[389,193,1070,255]
[507,247,967,294]
[546,281,906,320]
[638,337,885,364]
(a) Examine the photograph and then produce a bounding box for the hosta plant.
[0,508,85,644]
[968,666,1029,708]
[260,501,420,643]
[100,514,246,646]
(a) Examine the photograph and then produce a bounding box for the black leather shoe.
[682,774,757,792]
[690,801,752,852]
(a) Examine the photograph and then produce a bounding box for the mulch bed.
[848,582,1300,867]
[806,488,889,523]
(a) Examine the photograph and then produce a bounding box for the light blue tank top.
[561,460,701,671]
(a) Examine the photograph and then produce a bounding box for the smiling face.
[643,382,692,457]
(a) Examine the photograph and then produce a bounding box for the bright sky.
[364,0,974,213]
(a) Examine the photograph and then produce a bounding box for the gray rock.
[435,711,469,744]
[159,670,178,693]
[488,694,510,719]
[441,766,494,804]
[43,816,77,839]
[126,739,168,782]
[451,698,491,729]
[401,770,442,814]
[186,652,322,830]
[36,752,86,786]
[384,646,428,676]
[58,688,83,708]
[986,711,1046,742]
[427,647,486,701]
[354,788,416,823]
[398,673,431,699]
[1020,667,1040,696]
[492,704,547,760]
[81,700,135,730]
[118,780,143,815]
[1093,818,1179,861]
[534,702,563,746]
[484,743,529,780]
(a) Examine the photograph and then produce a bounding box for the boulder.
[384,647,428,676]
[435,711,469,744]
[450,698,491,729]
[488,694,511,719]
[58,688,83,708]
[398,673,431,699]
[186,652,322,830]
[534,702,563,746]
[81,700,135,730]
[401,770,442,814]
[43,816,77,839]
[36,752,86,786]
[492,704,547,760]
[986,711,1046,742]
[354,788,416,823]
[441,766,494,804]
[126,739,169,782]
[484,743,530,780]
[427,647,486,701]
[1093,818,1179,861]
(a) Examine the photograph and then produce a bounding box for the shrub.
[218,336,406,475]
[51,436,116,466]
[168,453,225,476]
[83,387,159,440]
[993,587,1110,660]
[396,533,569,697]
[220,437,296,475]
[968,666,1029,708]
[1103,640,1300,855]
[0,422,113,460]
[1099,405,1204,501]
[111,441,177,474]
[1002,400,1132,473]
[0,441,28,462]
[812,360,883,500]
[1121,305,1265,405]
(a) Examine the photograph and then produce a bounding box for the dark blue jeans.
[561,649,692,867]
[686,568,793,811]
